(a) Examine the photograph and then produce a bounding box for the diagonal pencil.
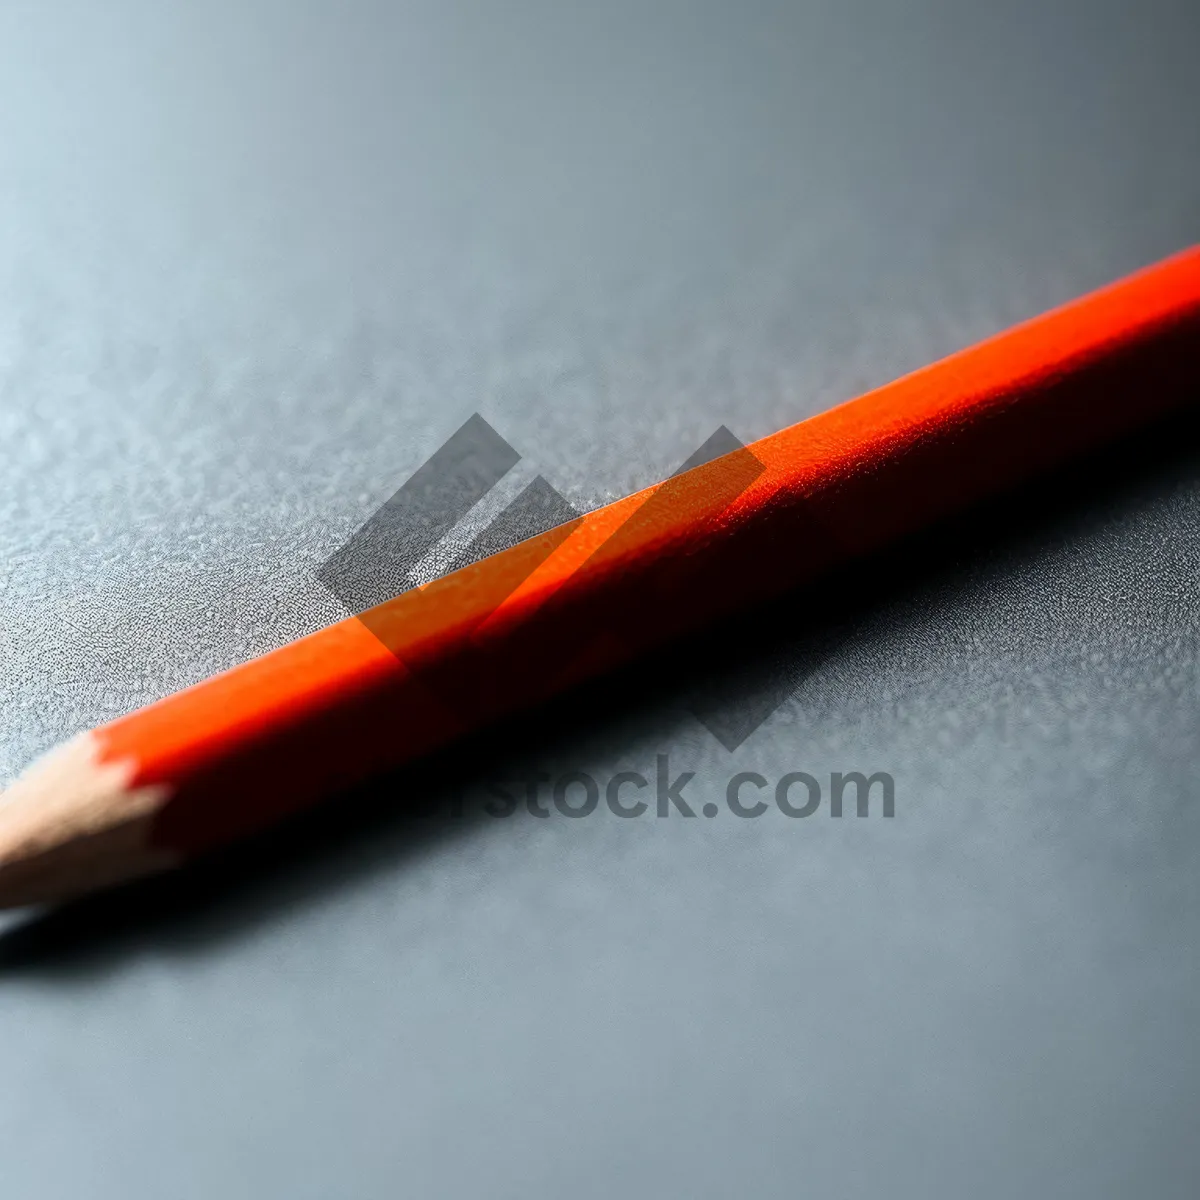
[2,247,1199,908]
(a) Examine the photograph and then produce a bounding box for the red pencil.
[2,247,1199,907]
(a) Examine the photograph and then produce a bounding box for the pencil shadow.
[2,404,1198,977]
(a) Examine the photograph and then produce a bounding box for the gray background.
[1,1,1199,1196]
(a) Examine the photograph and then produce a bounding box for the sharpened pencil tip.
[0,735,177,908]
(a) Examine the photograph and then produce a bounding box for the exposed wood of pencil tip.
[0,734,177,909]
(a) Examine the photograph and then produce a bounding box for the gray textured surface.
[2,2,1200,1197]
